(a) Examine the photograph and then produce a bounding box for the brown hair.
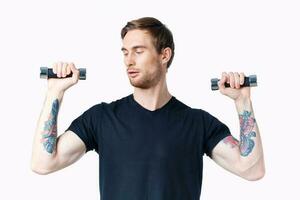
[121,17,175,69]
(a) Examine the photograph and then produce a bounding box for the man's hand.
[218,72,251,102]
[47,62,80,94]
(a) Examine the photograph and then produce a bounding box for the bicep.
[51,130,86,173]
[211,135,243,176]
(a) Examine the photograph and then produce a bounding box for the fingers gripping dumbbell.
[211,75,257,91]
[40,67,86,80]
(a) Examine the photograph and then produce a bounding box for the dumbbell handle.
[40,67,86,80]
[211,75,257,91]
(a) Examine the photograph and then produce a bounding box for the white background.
[0,0,299,199]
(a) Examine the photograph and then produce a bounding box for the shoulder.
[180,105,222,127]
[78,103,104,119]
[100,95,130,110]
[182,105,211,119]
[84,95,131,116]
[187,105,220,122]
[172,99,216,124]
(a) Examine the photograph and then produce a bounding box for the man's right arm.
[31,62,85,175]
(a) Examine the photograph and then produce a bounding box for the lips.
[127,69,139,78]
[128,72,139,78]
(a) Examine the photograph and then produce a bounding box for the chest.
[100,113,200,163]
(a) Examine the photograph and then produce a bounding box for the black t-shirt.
[66,94,231,200]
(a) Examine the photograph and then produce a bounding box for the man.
[31,17,265,200]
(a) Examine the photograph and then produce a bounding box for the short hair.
[121,17,175,69]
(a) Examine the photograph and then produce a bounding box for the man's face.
[121,29,164,89]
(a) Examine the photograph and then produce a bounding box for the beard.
[129,67,163,89]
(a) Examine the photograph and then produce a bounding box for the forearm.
[235,98,265,172]
[31,90,64,173]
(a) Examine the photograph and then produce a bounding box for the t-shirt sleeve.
[65,104,102,153]
[202,110,231,158]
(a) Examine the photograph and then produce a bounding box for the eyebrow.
[121,45,147,51]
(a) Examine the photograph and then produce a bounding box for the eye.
[136,51,143,54]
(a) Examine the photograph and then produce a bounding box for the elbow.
[239,156,265,181]
[239,160,266,181]
[31,166,53,175]
[239,164,266,181]
[31,162,53,175]
[31,167,51,175]
[244,168,265,181]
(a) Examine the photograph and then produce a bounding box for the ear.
[160,47,172,65]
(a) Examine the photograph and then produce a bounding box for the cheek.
[143,57,160,69]
[136,54,149,64]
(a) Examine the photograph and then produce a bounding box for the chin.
[130,82,149,89]
[129,79,152,89]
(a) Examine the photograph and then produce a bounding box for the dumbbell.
[211,75,257,91]
[40,67,86,80]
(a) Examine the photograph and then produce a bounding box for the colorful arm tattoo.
[239,110,256,156]
[223,110,256,157]
[41,99,59,154]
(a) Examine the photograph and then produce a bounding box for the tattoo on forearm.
[239,110,256,156]
[41,99,59,154]
[222,110,256,157]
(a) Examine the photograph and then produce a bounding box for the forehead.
[122,29,154,50]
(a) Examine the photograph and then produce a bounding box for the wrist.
[47,89,64,99]
[235,97,252,113]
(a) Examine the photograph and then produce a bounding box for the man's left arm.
[211,72,265,181]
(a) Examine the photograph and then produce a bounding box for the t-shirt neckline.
[129,93,175,114]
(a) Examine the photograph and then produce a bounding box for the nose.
[124,52,135,67]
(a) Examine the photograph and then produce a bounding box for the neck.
[133,77,172,111]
